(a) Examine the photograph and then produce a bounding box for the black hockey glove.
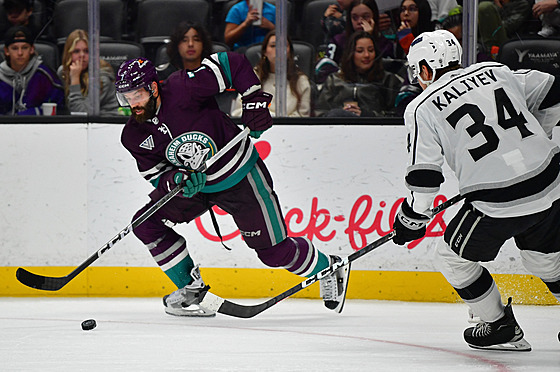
[241,90,273,138]
[162,170,206,198]
[392,200,430,245]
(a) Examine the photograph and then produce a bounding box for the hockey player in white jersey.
[392,30,560,351]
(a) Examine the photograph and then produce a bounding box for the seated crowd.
[0,0,557,117]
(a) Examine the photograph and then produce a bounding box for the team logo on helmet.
[165,132,217,170]
[116,58,157,93]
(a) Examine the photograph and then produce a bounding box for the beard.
[131,96,157,123]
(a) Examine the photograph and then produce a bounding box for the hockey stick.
[199,193,464,318]
[16,128,251,291]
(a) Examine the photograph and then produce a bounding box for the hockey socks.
[164,254,195,288]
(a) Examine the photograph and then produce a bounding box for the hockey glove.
[241,90,273,138]
[172,170,207,198]
[392,200,430,245]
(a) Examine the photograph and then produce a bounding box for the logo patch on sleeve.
[165,131,217,170]
[139,135,154,150]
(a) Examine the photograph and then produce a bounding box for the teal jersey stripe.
[247,164,286,244]
[216,52,232,88]
[201,149,259,193]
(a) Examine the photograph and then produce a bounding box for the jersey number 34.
[445,87,533,162]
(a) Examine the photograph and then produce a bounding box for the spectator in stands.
[59,29,119,115]
[0,0,54,43]
[532,0,560,37]
[397,0,433,55]
[156,21,213,80]
[315,31,403,117]
[224,0,276,51]
[329,0,394,61]
[156,22,237,114]
[0,25,64,115]
[232,30,311,117]
[321,0,354,43]
[478,0,532,55]
[317,0,394,83]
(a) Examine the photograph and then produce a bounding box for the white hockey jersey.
[404,61,560,218]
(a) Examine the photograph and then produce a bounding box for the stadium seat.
[135,0,211,42]
[211,42,231,54]
[298,0,337,47]
[135,0,211,62]
[33,41,60,72]
[293,40,316,78]
[0,40,59,72]
[498,37,560,75]
[99,41,145,74]
[52,0,125,45]
[244,40,315,78]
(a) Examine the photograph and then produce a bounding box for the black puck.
[81,319,96,331]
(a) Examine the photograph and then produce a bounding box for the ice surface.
[1,298,558,371]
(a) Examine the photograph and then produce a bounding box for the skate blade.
[333,262,351,314]
[164,304,216,317]
[468,337,532,352]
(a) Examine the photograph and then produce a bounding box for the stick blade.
[198,292,276,319]
[16,268,68,291]
[218,299,277,318]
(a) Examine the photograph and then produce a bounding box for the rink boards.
[1,123,558,304]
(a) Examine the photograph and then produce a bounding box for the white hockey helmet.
[407,30,462,86]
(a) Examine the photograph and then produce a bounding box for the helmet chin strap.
[147,94,159,119]
[146,83,160,118]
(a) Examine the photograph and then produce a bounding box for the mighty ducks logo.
[165,132,217,170]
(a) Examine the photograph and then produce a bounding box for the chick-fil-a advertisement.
[3,124,525,273]
[180,125,467,272]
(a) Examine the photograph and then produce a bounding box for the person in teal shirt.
[224,0,276,50]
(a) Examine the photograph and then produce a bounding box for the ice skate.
[319,255,351,313]
[463,298,531,351]
[163,266,216,317]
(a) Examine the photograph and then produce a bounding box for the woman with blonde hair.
[59,29,119,115]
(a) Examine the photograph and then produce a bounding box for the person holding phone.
[224,0,276,50]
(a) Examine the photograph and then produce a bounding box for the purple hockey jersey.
[121,52,262,193]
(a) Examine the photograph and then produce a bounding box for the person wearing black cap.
[0,25,64,115]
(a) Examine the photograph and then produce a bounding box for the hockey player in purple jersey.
[115,55,350,317]
[392,30,560,351]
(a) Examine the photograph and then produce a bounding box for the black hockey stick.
[199,193,464,318]
[16,128,251,291]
